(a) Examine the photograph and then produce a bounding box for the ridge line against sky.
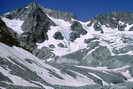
[0,0,133,21]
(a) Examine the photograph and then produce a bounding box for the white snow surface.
[76,65,133,82]
[37,16,80,56]
[2,14,133,57]
[1,15,133,58]
[37,16,133,57]
[37,16,89,56]
[1,42,133,87]
[0,42,97,87]
[0,87,6,89]
[1,17,24,34]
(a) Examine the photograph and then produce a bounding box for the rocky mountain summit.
[1,2,133,89]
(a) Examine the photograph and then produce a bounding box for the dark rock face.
[71,21,87,35]
[18,7,55,52]
[21,8,54,42]
[93,22,103,33]
[70,21,87,41]
[0,18,19,46]
[118,24,127,31]
[129,26,133,31]
[69,32,80,41]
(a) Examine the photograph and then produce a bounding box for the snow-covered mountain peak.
[1,2,133,89]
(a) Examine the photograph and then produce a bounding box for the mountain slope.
[0,43,93,89]
[1,2,133,65]
[1,2,133,89]
[1,42,133,89]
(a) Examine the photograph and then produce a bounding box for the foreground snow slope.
[1,42,133,89]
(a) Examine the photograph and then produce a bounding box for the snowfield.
[1,42,133,88]
[0,43,97,88]
[1,17,24,34]
[37,15,133,58]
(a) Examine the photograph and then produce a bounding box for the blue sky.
[0,0,133,21]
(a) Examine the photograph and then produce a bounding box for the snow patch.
[1,17,24,34]
[0,87,6,89]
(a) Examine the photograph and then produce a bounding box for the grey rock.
[69,21,87,41]
[49,44,55,48]
[71,21,87,35]
[57,43,67,48]
[84,38,98,44]
[118,24,127,31]
[18,6,55,52]
[32,47,55,60]
[129,26,133,31]
[82,46,111,66]
[69,32,80,41]
[93,22,103,33]
[53,32,64,40]
[21,7,55,42]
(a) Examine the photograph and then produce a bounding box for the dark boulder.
[32,47,55,60]
[57,43,67,48]
[69,32,80,41]
[53,32,64,40]
[71,21,87,35]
